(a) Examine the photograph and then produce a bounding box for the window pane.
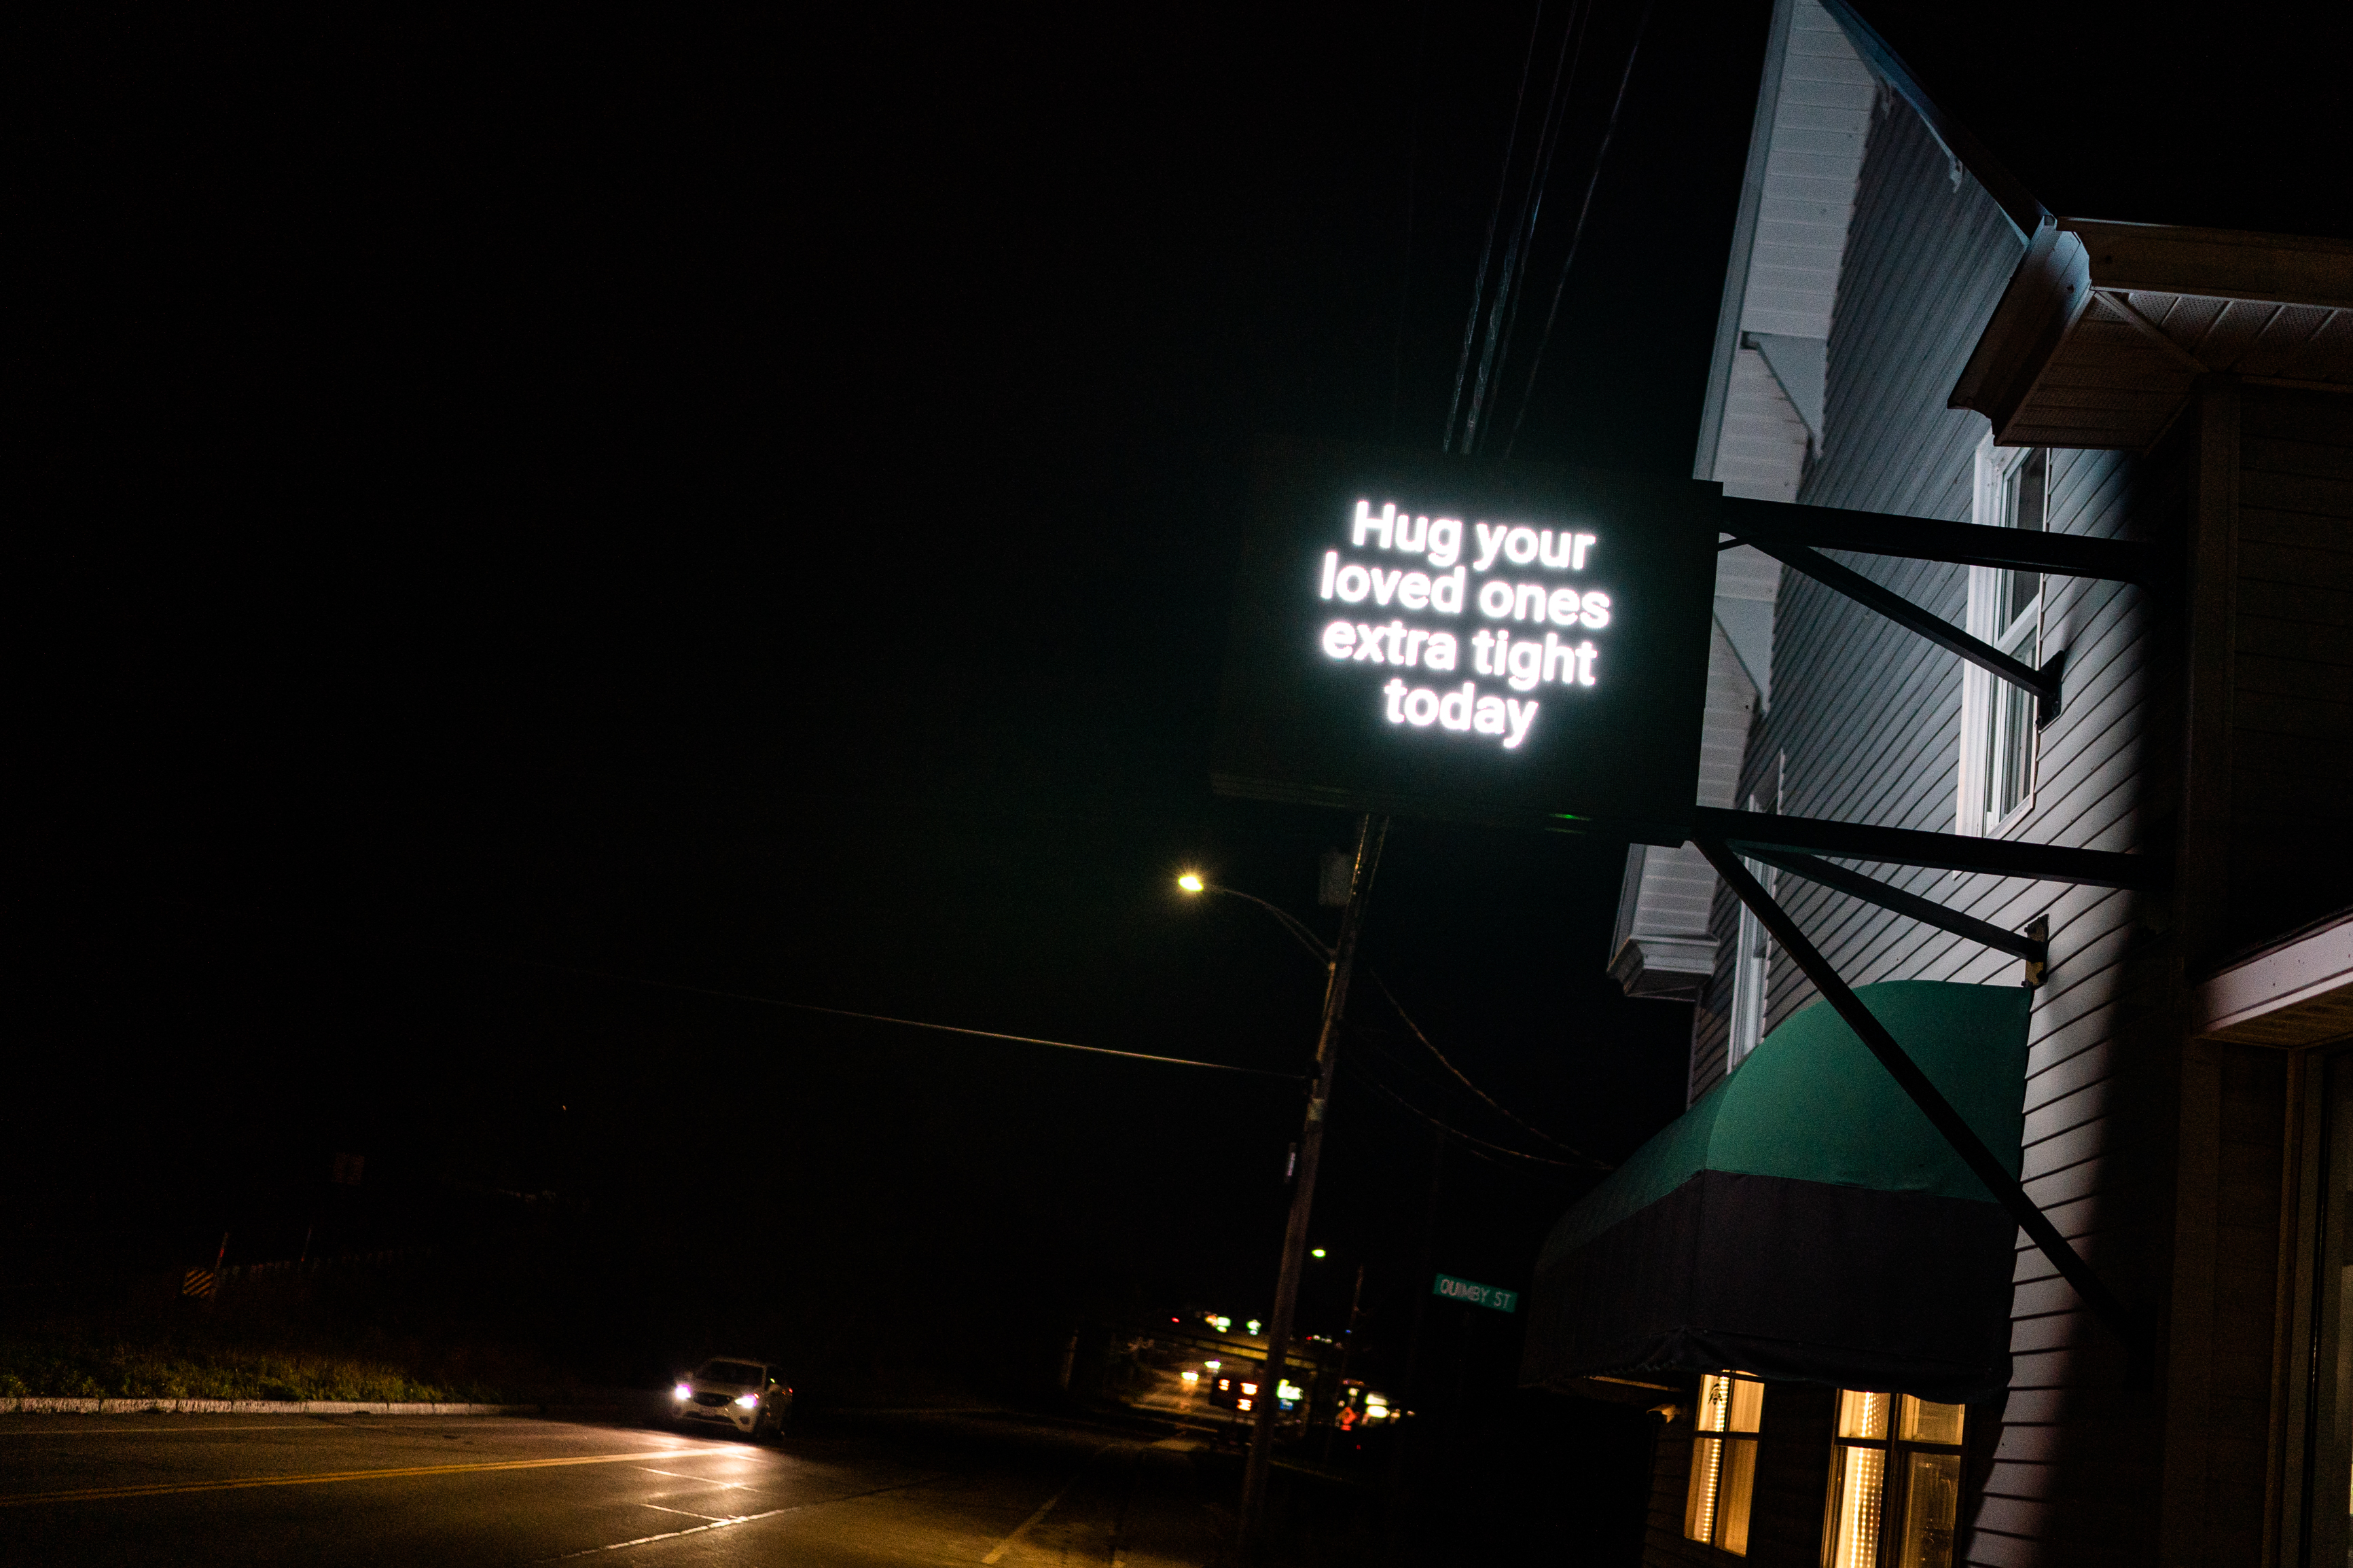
[1827,1443,1885,1568]
[2000,568,2040,635]
[1699,1374,1731,1432]
[1686,1436,1723,1543]
[1899,1396,1965,1446]
[1897,1451,1964,1568]
[1987,676,2033,826]
[1727,1377,1765,1434]
[1719,1437,1759,1555]
[1998,680,2033,815]
[2015,449,2047,534]
[1837,1389,1890,1440]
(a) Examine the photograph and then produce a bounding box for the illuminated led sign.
[1212,439,1717,837]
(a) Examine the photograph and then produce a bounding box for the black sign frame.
[1210,439,1719,842]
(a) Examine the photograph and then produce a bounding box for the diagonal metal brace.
[1720,496,2161,585]
[1729,532,2061,706]
[1691,807,2155,889]
[1696,839,2147,1374]
[1741,847,2048,964]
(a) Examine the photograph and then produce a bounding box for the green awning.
[1522,981,2030,1402]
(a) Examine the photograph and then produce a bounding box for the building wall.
[2228,387,2353,955]
[1689,86,2211,1567]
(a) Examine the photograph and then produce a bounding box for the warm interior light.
[1177,873,1204,893]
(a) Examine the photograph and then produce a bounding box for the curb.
[0,1395,669,1418]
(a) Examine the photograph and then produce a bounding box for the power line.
[1340,1057,1583,1171]
[1198,887,1610,1167]
[1367,972,1609,1166]
[485,954,1307,1081]
[1503,0,1651,457]
[1441,0,1547,453]
[1459,0,1589,455]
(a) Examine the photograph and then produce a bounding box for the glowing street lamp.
[1177,872,1205,894]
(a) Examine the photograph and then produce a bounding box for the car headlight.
[673,1383,692,1402]
[734,1393,759,1408]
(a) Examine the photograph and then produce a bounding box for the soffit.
[1703,0,1869,494]
[1738,0,1872,340]
[1950,219,2353,451]
[2195,910,2353,1049]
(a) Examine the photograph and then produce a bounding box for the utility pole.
[1237,812,1388,1559]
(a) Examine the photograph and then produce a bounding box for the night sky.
[24,2,1772,1395]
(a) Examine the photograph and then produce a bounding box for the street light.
[1177,872,1205,893]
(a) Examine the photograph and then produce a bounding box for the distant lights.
[1310,1248,1327,1259]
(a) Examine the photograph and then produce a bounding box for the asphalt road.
[0,1408,1222,1566]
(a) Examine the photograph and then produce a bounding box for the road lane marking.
[982,1442,1122,1566]
[543,1472,948,1559]
[633,1466,753,1488]
[0,1448,690,1508]
[639,1502,729,1522]
[982,1480,1076,1564]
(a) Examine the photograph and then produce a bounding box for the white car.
[670,1357,793,1439]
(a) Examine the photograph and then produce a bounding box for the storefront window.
[1823,1390,1965,1568]
[1686,1371,1765,1554]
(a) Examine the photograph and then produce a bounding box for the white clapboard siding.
[1682,84,2195,1568]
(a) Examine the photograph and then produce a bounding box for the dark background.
[20,0,1776,1434]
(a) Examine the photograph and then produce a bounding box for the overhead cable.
[1201,886,1611,1168]
[1441,0,1548,453]
[1367,972,1609,1166]
[1460,0,1591,455]
[1503,0,1652,458]
[1340,1057,1583,1170]
[488,954,1306,1080]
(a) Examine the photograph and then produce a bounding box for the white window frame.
[1957,439,2047,838]
[1727,795,1772,1073]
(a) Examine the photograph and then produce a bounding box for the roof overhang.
[2195,909,2353,1048]
[1950,218,2353,450]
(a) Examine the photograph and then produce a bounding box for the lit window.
[1685,1372,1765,1554]
[1961,443,2047,834]
[1823,1390,1966,1568]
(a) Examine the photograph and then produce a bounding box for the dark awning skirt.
[1522,981,2030,1404]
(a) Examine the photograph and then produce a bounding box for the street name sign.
[1433,1273,1520,1313]
[1210,439,1717,839]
